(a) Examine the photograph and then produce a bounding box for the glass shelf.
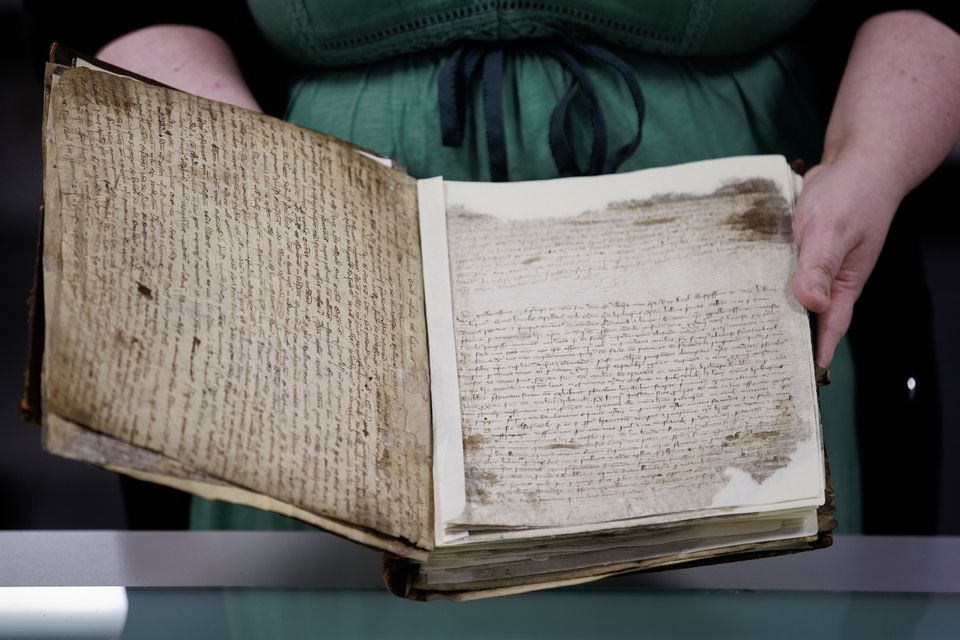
[122,588,959,640]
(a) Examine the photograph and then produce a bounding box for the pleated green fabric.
[247,0,818,65]
[282,42,824,182]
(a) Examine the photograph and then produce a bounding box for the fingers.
[791,166,866,366]
[792,218,848,315]
[793,203,863,366]
[795,229,862,366]
[814,280,859,367]
[790,159,902,367]
[793,215,877,366]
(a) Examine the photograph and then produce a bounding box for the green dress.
[192,0,861,533]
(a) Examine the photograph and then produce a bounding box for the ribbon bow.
[438,40,646,181]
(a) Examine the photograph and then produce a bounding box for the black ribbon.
[438,40,646,181]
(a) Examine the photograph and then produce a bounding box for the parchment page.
[42,66,433,548]
[443,157,822,528]
[417,177,468,545]
[41,413,427,559]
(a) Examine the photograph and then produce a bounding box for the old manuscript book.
[25,55,834,600]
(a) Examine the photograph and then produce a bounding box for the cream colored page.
[444,158,821,527]
[42,67,432,548]
[417,177,468,545]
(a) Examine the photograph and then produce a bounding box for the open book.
[23,53,834,600]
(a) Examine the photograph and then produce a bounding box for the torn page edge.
[417,177,467,546]
[444,155,796,221]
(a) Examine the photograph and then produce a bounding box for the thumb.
[792,219,847,314]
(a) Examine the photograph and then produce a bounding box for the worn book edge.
[383,452,836,600]
[42,412,428,560]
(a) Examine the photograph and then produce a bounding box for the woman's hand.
[97,25,261,112]
[792,155,900,367]
[792,11,960,367]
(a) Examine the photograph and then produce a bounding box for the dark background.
[1,1,958,533]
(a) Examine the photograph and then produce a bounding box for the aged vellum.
[431,157,822,530]
[41,66,433,548]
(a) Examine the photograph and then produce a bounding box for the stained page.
[42,413,427,559]
[435,156,822,528]
[42,66,433,548]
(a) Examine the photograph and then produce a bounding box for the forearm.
[792,11,960,366]
[821,11,960,198]
[97,24,261,112]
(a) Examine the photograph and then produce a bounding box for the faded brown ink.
[43,68,433,547]
[446,177,814,527]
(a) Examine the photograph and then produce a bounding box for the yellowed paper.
[417,177,468,546]
[439,158,822,528]
[42,412,428,559]
[42,66,433,548]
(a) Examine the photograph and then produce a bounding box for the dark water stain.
[609,192,701,210]
[465,467,499,485]
[472,486,490,504]
[447,205,491,221]
[462,434,487,450]
[633,216,676,226]
[747,453,790,483]
[448,178,793,238]
[734,417,803,484]
[714,177,781,197]
[113,330,139,348]
[724,194,792,242]
[607,177,787,212]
